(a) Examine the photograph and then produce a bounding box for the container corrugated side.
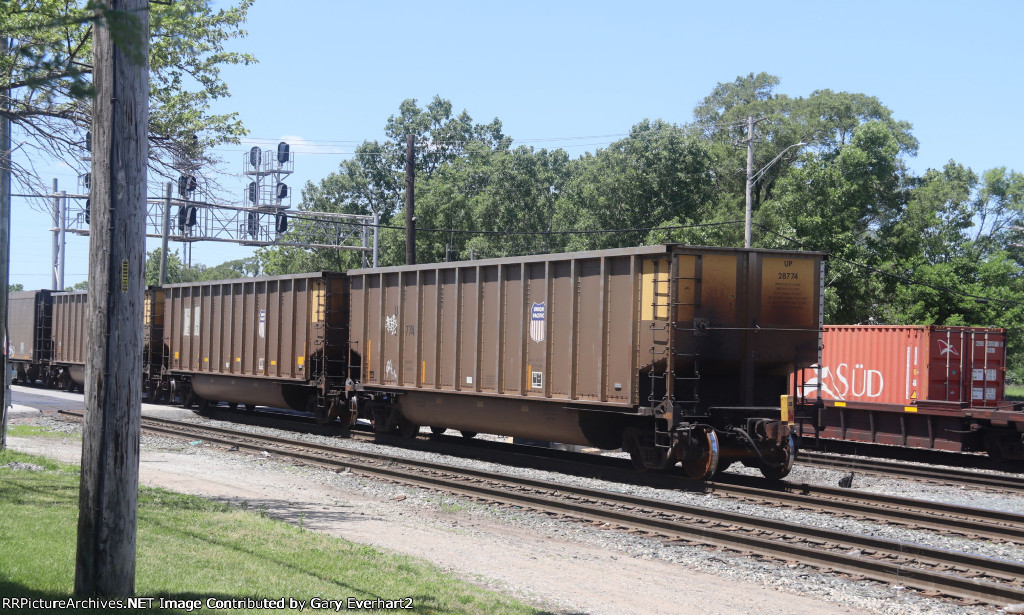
[799,325,1006,406]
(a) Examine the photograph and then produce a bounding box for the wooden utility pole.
[744,115,754,249]
[74,0,149,597]
[404,134,415,265]
[0,36,11,450]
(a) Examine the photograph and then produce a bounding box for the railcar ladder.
[37,298,52,362]
[648,256,702,441]
[671,267,701,420]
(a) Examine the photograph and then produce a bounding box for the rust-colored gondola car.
[347,244,825,479]
[161,272,349,422]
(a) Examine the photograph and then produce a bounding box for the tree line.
[252,76,1024,379]
[5,4,1021,380]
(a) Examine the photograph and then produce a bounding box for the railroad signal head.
[249,146,261,168]
[247,181,258,204]
[277,141,290,164]
[275,212,288,234]
[84,199,90,224]
[247,211,259,238]
[177,205,197,232]
[178,174,197,197]
[82,172,91,190]
[276,182,289,200]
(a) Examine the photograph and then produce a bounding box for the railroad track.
[196,406,1024,542]
[797,450,1024,493]
[59,410,1024,605]
[711,478,1024,544]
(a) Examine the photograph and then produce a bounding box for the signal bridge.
[55,139,378,266]
[56,189,378,258]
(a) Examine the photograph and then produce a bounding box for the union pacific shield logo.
[530,302,546,343]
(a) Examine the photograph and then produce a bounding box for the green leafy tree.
[757,121,911,323]
[196,257,260,281]
[557,119,714,252]
[466,146,571,258]
[65,280,88,291]
[2,0,255,193]
[872,162,1024,378]
[143,248,199,286]
[8,284,23,292]
[882,162,977,264]
[972,167,1024,253]
[692,73,918,246]
[387,143,572,263]
[258,97,512,272]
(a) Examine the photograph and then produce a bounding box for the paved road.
[10,385,86,413]
[7,385,200,420]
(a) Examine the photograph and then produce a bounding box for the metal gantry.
[56,189,378,254]
[39,140,379,289]
[45,184,378,287]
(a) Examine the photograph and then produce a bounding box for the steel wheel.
[679,427,720,481]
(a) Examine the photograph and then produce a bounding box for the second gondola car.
[159,272,349,421]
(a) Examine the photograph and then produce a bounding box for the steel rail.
[59,410,1024,606]
[797,450,1024,493]
[712,480,1024,543]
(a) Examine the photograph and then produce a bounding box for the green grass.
[1005,384,1024,401]
[0,449,548,614]
[5,424,74,438]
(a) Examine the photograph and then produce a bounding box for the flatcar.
[794,325,1024,459]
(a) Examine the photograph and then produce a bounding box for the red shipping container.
[799,325,1006,407]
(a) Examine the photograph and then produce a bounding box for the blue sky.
[11,0,1023,289]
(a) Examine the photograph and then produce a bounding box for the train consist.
[10,244,828,479]
[794,325,1024,460]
